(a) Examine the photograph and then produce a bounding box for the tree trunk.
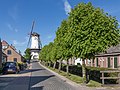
[66,59,69,75]
[82,59,86,83]
[53,62,56,69]
[58,59,62,72]
[49,62,51,67]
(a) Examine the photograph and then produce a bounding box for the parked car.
[2,62,20,74]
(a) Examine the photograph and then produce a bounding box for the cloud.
[64,0,71,15]
[7,23,13,30]
[7,23,19,32]
[13,37,28,47]
[47,35,52,39]
[8,4,18,21]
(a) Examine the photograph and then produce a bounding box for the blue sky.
[0,0,120,55]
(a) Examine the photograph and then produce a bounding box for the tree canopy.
[67,2,120,59]
[39,2,120,82]
[24,48,31,60]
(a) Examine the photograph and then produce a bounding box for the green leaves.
[67,2,120,59]
[24,48,31,60]
[40,2,120,63]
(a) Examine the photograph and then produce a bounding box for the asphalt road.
[0,60,77,90]
[29,61,75,90]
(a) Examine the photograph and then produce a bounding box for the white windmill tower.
[27,21,42,60]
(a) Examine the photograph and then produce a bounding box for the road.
[29,61,76,90]
[1,60,120,90]
[0,60,78,90]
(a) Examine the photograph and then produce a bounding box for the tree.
[54,20,71,72]
[24,48,31,62]
[39,45,48,65]
[50,43,58,69]
[67,2,120,82]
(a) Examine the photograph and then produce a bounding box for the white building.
[75,58,91,65]
[30,32,41,59]
[75,58,82,65]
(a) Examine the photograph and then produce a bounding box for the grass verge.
[86,80,102,87]
[47,66,102,87]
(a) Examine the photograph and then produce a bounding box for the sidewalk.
[0,64,32,90]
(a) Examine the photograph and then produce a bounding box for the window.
[108,57,110,68]
[114,57,118,68]
[14,58,17,62]
[96,58,98,67]
[7,50,11,55]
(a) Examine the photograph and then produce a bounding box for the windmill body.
[30,32,41,60]
[31,32,39,49]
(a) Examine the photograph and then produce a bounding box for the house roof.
[107,44,120,53]
[2,40,9,46]
[95,44,120,57]
[2,40,23,58]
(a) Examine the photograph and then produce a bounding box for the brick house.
[86,44,120,69]
[2,40,24,63]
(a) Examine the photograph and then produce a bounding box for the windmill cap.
[31,32,40,36]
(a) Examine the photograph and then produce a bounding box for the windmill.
[27,21,42,60]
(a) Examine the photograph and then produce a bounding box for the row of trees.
[39,2,120,82]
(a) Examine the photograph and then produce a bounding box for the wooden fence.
[100,70,120,85]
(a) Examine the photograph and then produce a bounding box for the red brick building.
[86,44,120,69]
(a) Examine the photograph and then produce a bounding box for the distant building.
[30,32,42,60]
[2,40,24,63]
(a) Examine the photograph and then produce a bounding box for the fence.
[100,70,120,85]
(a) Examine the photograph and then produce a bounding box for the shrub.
[0,68,2,74]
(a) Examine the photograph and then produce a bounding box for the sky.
[0,0,120,55]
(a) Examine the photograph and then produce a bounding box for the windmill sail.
[27,21,35,48]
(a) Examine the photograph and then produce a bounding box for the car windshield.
[4,62,16,67]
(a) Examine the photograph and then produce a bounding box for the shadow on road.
[0,68,55,90]
[19,69,45,74]
[29,75,55,90]
[30,86,44,90]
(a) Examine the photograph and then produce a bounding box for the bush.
[18,62,27,70]
[61,65,118,84]
[86,66,118,84]
[0,68,2,74]
[62,65,82,76]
